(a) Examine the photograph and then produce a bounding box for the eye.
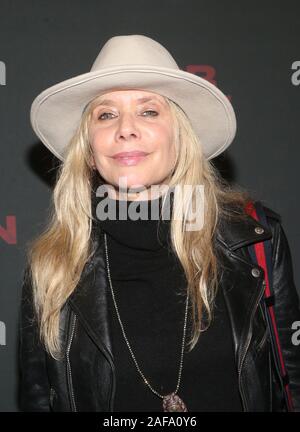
[98,112,114,120]
[142,110,158,117]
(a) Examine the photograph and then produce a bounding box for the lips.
[112,151,149,158]
[111,151,150,167]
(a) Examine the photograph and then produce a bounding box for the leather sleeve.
[19,265,51,412]
[266,208,300,411]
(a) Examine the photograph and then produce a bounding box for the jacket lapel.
[68,229,114,364]
[216,212,272,370]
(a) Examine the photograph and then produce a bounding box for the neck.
[107,185,171,202]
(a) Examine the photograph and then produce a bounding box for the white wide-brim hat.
[30,34,237,161]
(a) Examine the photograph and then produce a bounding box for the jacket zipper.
[255,294,269,353]
[66,311,77,412]
[256,327,269,352]
[237,279,266,411]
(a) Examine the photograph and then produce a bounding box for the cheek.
[151,122,172,145]
[155,126,175,157]
[90,129,109,157]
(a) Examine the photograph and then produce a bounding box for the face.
[88,89,176,200]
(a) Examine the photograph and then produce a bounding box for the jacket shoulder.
[255,202,282,240]
[260,203,282,223]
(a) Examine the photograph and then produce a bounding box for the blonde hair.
[25,92,254,359]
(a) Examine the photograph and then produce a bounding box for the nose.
[115,112,141,141]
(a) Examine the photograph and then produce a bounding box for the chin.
[113,173,148,188]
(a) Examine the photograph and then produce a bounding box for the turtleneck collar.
[92,191,174,252]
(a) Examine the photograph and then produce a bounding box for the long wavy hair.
[25,92,255,359]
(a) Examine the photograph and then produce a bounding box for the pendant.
[162,392,188,412]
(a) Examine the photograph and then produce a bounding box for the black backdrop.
[0,0,299,411]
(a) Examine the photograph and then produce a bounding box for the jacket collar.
[216,211,272,251]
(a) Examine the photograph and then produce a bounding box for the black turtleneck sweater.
[98,194,243,412]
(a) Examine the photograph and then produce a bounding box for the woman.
[19,34,300,412]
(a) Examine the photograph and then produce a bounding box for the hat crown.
[90,34,179,71]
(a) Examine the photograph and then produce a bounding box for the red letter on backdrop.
[186,65,217,86]
[186,65,231,101]
[0,216,17,244]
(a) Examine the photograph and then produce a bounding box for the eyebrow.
[95,96,163,108]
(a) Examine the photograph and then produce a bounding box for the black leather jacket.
[19,204,300,412]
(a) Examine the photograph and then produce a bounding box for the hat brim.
[30,65,236,161]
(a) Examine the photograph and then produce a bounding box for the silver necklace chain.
[103,232,189,399]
